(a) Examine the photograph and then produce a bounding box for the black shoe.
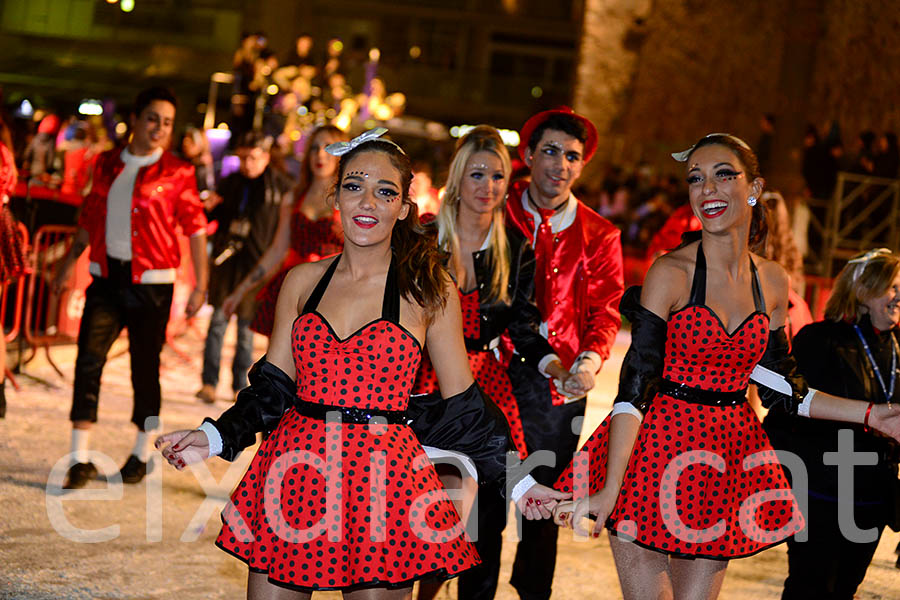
[63,462,99,489]
[119,455,148,484]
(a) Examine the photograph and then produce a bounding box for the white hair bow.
[325,127,388,157]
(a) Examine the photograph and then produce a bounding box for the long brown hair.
[334,139,447,315]
[825,249,900,323]
[438,125,511,304]
[685,133,768,253]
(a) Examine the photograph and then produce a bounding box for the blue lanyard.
[853,324,899,403]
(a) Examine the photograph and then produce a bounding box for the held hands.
[552,486,618,538]
[515,483,572,520]
[868,403,900,441]
[155,429,211,470]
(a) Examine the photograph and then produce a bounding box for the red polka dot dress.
[217,255,480,590]
[412,289,528,458]
[556,244,804,559]
[250,206,344,336]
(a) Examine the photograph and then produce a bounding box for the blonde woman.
[410,125,576,599]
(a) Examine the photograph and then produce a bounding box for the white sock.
[71,429,91,464]
[132,431,151,462]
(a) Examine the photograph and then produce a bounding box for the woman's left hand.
[515,483,571,520]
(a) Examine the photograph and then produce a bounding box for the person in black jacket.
[410,125,578,600]
[765,247,900,599]
[197,131,293,403]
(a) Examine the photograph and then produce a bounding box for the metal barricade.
[22,225,90,378]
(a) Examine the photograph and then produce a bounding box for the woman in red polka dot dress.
[222,125,347,336]
[157,130,561,598]
[0,140,26,417]
[551,134,900,599]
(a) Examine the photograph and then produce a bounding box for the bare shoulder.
[641,243,694,318]
[752,253,790,306]
[281,255,337,311]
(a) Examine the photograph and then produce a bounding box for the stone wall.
[575,0,900,186]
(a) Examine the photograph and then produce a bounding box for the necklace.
[853,324,899,406]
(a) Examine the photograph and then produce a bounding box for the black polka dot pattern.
[413,290,528,457]
[555,306,805,559]
[216,313,480,589]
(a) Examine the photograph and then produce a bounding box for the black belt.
[659,379,747,406]
[293,398,407,425]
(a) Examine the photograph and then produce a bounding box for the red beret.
[518,106,598,163]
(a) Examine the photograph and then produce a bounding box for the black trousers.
[782,496,887,600]
[459,357,586,600]
[70,258,173,430]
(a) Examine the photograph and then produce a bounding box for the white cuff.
[573,351,603,375]
[610,402,644,422]
[797,389,816,418]
[510,474,538,504]
[538,353,562,378]
[198,421,223,458]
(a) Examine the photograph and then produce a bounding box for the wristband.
[863,401,874,433]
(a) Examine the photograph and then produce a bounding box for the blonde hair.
[437,125,511,304]
[762,191,804,294]
[825,249,900,323]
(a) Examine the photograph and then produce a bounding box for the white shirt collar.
[521,187,578,238]
[121,146,163,167]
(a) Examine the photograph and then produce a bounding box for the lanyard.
[853,324,899,403]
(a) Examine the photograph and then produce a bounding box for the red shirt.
[506,180,624,367]
[79,147,207,283]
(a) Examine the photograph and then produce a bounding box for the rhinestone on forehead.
[347,170,369,178]
[468,163,492,171]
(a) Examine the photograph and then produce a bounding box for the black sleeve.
[407,382,512,486]
[203,356,297,461]
[505,241,556,369]
[756,326,810,415]
[613,286,667,414]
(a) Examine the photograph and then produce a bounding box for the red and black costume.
[0,142,25,284]
[209,255,482,590]
[556,243,805,558]
[412,224,555,459]
[71,147,206,429]
[250,204,343,336]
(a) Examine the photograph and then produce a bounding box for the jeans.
[202,306,254,391]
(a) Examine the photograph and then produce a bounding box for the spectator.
[197,132,292,404]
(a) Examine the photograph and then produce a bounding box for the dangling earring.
[747,195,757,207]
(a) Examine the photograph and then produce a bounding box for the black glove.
[204,356,297,461]
[614,286,667,415]
[756,326,809,415]
[407,382,512,485]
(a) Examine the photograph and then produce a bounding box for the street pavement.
[1,309,898,599]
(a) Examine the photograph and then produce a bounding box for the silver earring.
[747,196,757,207]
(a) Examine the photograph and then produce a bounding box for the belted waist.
[464,336,500,353]
[659,379,747,407]
[293,397,407,424]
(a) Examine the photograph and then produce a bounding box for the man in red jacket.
[55,87,209,489]
[467,107,623,600]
